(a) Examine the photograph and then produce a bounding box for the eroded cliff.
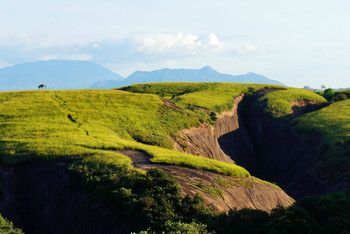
[173,91,344,198]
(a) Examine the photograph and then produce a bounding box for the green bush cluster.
[318,89,350,103]
[0,214,24,234]
[136,220,214,234]
[69,158,215,231]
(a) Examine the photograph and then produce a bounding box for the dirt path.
[117,150,154,170]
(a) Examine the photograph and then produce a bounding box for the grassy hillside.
[259,87,327,118]
[120,83,269,112]
[293,99,350,183]
[0,89,248,177]
[294,99,350,146]
[120,83,326,116]
[0,83,347,233]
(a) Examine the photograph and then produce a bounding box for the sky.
[0,0,350,88]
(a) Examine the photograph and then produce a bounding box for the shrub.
[334,94,348,102]
[323,88,335,101]
[0,214,24,234]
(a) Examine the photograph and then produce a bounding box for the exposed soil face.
[117,150,294,212]
[0,161,131,234]
[173,95,254,164]
[172,91,346,198]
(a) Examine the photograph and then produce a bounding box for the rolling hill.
[1,83,350,233]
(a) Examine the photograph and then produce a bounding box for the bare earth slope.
[171,90,344,198]
[118,150,294,212]
[173,95,256,166]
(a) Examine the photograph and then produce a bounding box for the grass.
[120,83,278,112]
[189,183,224,199]
[213,176,281,190]
[120,83,326,117]
[0,89,249,177]
[259,87,327,118]
[293,99,350,146]
[293,99,350,184]
[0,84,330,182]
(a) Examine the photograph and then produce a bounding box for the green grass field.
[0,89,249,177]
[293,99,350,183]
[120,83,326,117]
[259,87,327,118]
[293,99,350,146]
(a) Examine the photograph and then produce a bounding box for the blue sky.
[1,0,350,88]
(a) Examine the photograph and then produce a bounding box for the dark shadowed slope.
[0,60,124,91]
[90,66,286,89]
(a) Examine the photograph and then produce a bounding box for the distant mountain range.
[90,66,286,88]
[0,60,286,91]
[0,60,123,91]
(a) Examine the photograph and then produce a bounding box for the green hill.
[0,89,249,177]
[1,83,349,233]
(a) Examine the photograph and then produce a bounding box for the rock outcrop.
[0,162,131,234]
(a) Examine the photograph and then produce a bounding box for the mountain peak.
[200,66,215,71]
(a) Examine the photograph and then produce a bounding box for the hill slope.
[0,60,124,91]
[90,66,286,89]
[3,83,350,233]
[0,86,295,232]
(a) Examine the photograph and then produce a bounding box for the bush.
[334,94,348,102]
[323,88,335,101]
[209,112,217,122]
[69,160,215,231]
[0,214,24,234]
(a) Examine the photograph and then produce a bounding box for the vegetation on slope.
[0,88,253,231]
[0,84,343,233]
[259,87,327,118]
[120,83,326,117]
[0,214,23,234]
[120,83,270,113]
[0,89,249,177]
[70,161,214,231]
[293,99,350,184]
[214,190,350,234]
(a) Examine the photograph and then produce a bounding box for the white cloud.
[133,33,224,55]
[208,34,224,51]
[135,33,201,54]
[0,13,4,18]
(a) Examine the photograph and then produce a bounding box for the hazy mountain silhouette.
[0,60,124,91]
[90,66,286,89]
